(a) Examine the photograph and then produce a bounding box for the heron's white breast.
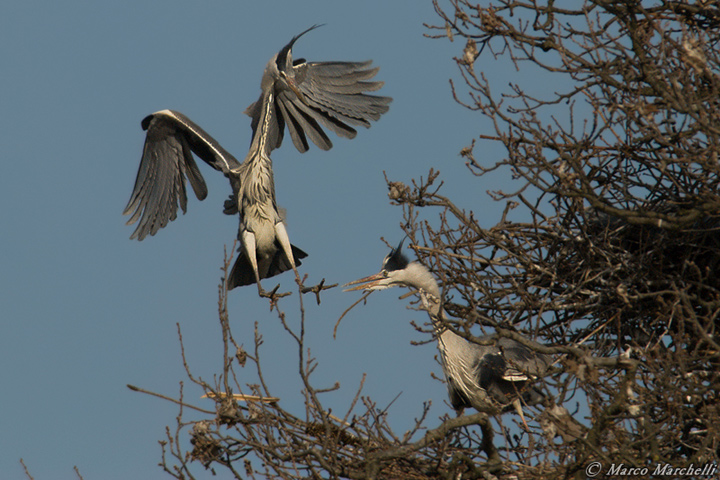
[239,157,278,252]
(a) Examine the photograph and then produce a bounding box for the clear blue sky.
[2,1,517,478]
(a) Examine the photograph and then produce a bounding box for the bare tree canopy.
[131,1,720,479]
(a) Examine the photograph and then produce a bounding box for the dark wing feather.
[276,91,333,151]
[275,97,311,153]
[279,88,357,140]
[123,110,241,240]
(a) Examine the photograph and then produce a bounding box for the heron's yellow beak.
[342,272,386,292]
[281,72,309,105]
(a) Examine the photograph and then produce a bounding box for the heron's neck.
[406,263,441,298]
[249,91,277,158]
[406,263,446,329]
[416,288,471,374]
[414,289,474,388]
[239,92,276,209]
[407,264,466,349]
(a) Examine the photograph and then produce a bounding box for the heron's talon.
[301,278,338,305]
[258,284,291,301]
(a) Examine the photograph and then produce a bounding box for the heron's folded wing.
[497,338,551,379]
[123,110,241,240]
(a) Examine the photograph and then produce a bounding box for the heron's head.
[270,25,322,73]
[343,239,417,292]
[262,25,322,101]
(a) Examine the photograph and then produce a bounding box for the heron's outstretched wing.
[277,60,392,152]
[123,109,241,240]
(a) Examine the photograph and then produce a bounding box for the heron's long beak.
[289,81,307,104]
[280,72,309,105]
[342,272,385,292]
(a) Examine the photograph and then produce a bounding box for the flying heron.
[344,240,551,425]
[123,27,391,295]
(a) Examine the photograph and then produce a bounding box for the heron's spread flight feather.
[247,28,392,154]
[123,110,241,240]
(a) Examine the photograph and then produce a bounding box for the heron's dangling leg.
[241,230,265,296]
[274,221,301,282]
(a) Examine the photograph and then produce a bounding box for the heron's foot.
[258,283,292,301]
[301,278,338,305]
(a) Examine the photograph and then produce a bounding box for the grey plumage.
[344,241,551,415]
[122,110,307,291]
[245,24,392,154]
[123,110,223,241]
[124,28,390,294]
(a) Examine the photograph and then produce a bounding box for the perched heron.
[123,27,391,295]
[344,240,551,424]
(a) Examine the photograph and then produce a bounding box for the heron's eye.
[381,269,389,278]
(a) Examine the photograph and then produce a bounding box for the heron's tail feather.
[226,243,308,290]
[268,243,308,278]
[227,252,255,289]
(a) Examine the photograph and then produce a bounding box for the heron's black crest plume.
[141,115,153,131]
[276,24,324,70]
[384,239,409,272]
